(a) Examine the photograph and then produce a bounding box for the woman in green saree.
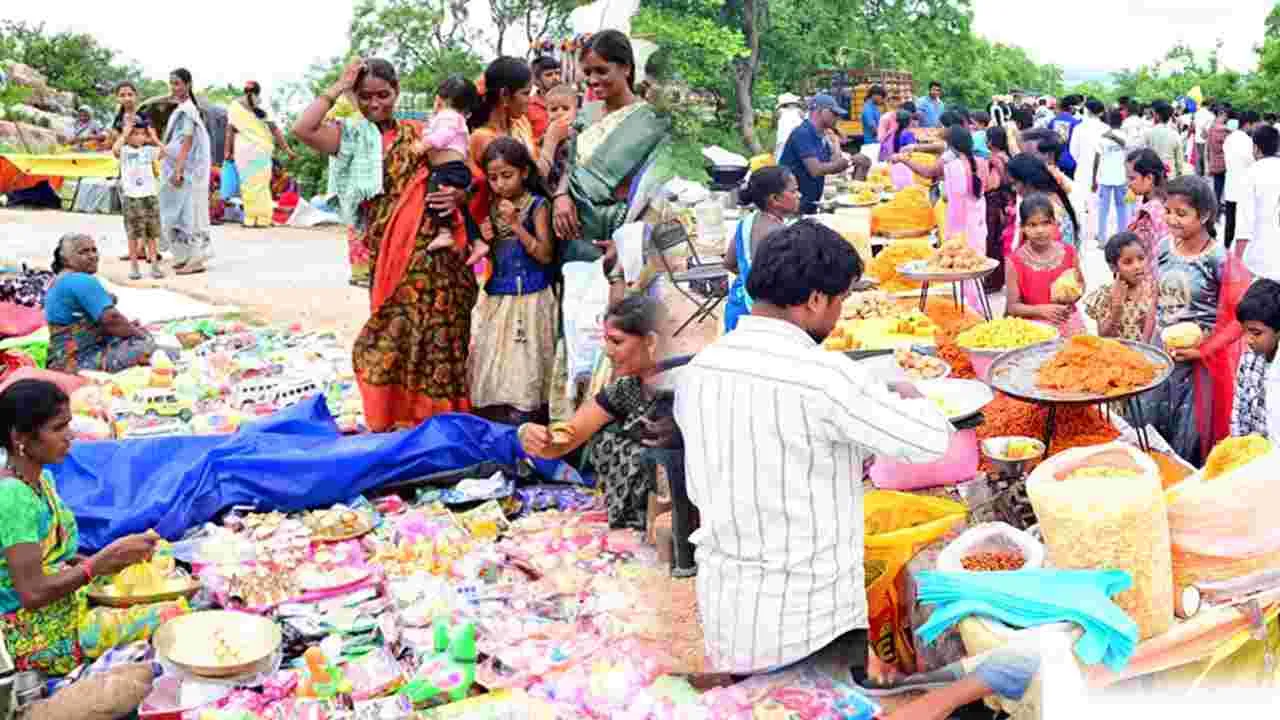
[549,30,677,420]
[552,30,675,272]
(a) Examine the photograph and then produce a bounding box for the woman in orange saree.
[294,58,480,431]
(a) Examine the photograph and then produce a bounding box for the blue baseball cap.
[811,94,848,117]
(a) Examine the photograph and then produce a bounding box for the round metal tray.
[897,259,999,283]
[88,571,201,608]
[986,338,1174,405]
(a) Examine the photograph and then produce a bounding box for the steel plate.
[986,339,1174,405]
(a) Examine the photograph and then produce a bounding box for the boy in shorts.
[112,113,165,279]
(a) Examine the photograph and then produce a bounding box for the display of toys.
[298,646,351,699]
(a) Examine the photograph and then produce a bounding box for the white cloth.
[1194,106,1214,144]
[1095,132,1128,187]
[1122,116,1147,150]
[674,316,953,674]
[1070,116,1107,186]
[1244,156,1280,282]
[1267,356,1280,446]
[1223,129,1256,204]
[775,108,805,160]
[119,145,159,199]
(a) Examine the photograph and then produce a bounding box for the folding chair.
[652,222,731,336]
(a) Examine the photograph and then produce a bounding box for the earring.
[15,443,24,458]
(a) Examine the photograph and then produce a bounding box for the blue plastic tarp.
[52,395,581,552]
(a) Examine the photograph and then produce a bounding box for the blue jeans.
[1097,184,1129,242]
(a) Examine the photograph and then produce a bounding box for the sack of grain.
[1167,448,1280,587]
[1027,443,1173,639]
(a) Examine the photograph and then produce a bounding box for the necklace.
[1173,234,1210,257]
[1020,243,1062,271]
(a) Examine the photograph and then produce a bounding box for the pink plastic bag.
[890,163,915,190]
[869,429,978,491]
[0,301,43,337]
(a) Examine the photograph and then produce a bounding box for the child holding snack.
[1005,192,1085,336]
[468,137,556,425]
[1140,175,1248,465]
[112,113,166,279]
[1084,232,1155,342]
[1232,279,1280,439]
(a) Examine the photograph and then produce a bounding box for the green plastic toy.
[400,618,478,707]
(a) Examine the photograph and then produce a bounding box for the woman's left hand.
[520,423,554,458]
[595,238,618,269]
[1172,346,1203,362]
[171,165,185,187]
[426,186,464,214]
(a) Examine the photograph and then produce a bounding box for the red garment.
[1009,242,1084,335]
[527,94,549,149]
[1193,252,1250,457]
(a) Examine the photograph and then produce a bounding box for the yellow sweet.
[1161,322,1204,351]
[868,237,934,293]
[956,318,1056,350]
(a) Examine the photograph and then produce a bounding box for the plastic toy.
[400,619,477,707]
[131,386,194,422]
[298,646,351,699]
[149,350,176,387]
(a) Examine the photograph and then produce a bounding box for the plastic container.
[869,429,978,491]
[937,522,1046,572]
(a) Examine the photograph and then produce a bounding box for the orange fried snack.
[1035,336,1158,396]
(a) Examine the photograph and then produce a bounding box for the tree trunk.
[736,0,764,155]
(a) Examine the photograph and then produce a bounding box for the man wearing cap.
[774,93,805,161]
[778,94,852,214]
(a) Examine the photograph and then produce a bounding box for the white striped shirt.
[674,316,953,673]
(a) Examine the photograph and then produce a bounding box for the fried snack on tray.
[894,348,948,380]
[869,237,934,293]
[926,239,991,272]
[1035,335,1159,396]
[842,291,897,320]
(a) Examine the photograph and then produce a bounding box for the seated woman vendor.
[1,380,163,675]
[45,232,158,374]
[521,295,667,531]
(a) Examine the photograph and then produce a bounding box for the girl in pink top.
[1006,193,1086,336]
[417,75,480,253]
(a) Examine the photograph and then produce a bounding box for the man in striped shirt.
[674,219,955,677]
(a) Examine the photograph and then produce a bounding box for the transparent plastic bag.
[937,522,1046,573]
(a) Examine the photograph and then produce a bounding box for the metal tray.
[986,338,1174,405]
[897,259,999,283]
[88,571,201,608]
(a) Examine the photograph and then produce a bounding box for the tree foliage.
[487,0,576,56]
[349,0,484,94]
[0,20,147,113]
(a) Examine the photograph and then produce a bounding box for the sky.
[972,0,1273,80]
[7,0,1276,103]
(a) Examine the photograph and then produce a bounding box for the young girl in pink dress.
[1005,192,1086,336]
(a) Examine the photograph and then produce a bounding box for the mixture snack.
[1028,445,1173,640]
[1035,335,1159,396]
[925,239,992,272]
[955,318,1056,350]
[960,550,1026,571]
[976,394,1120,473]
[868,237,934,293]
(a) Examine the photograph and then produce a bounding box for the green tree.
[0,20,136,112]
[487,0,575,56]
[349,0,484,94]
